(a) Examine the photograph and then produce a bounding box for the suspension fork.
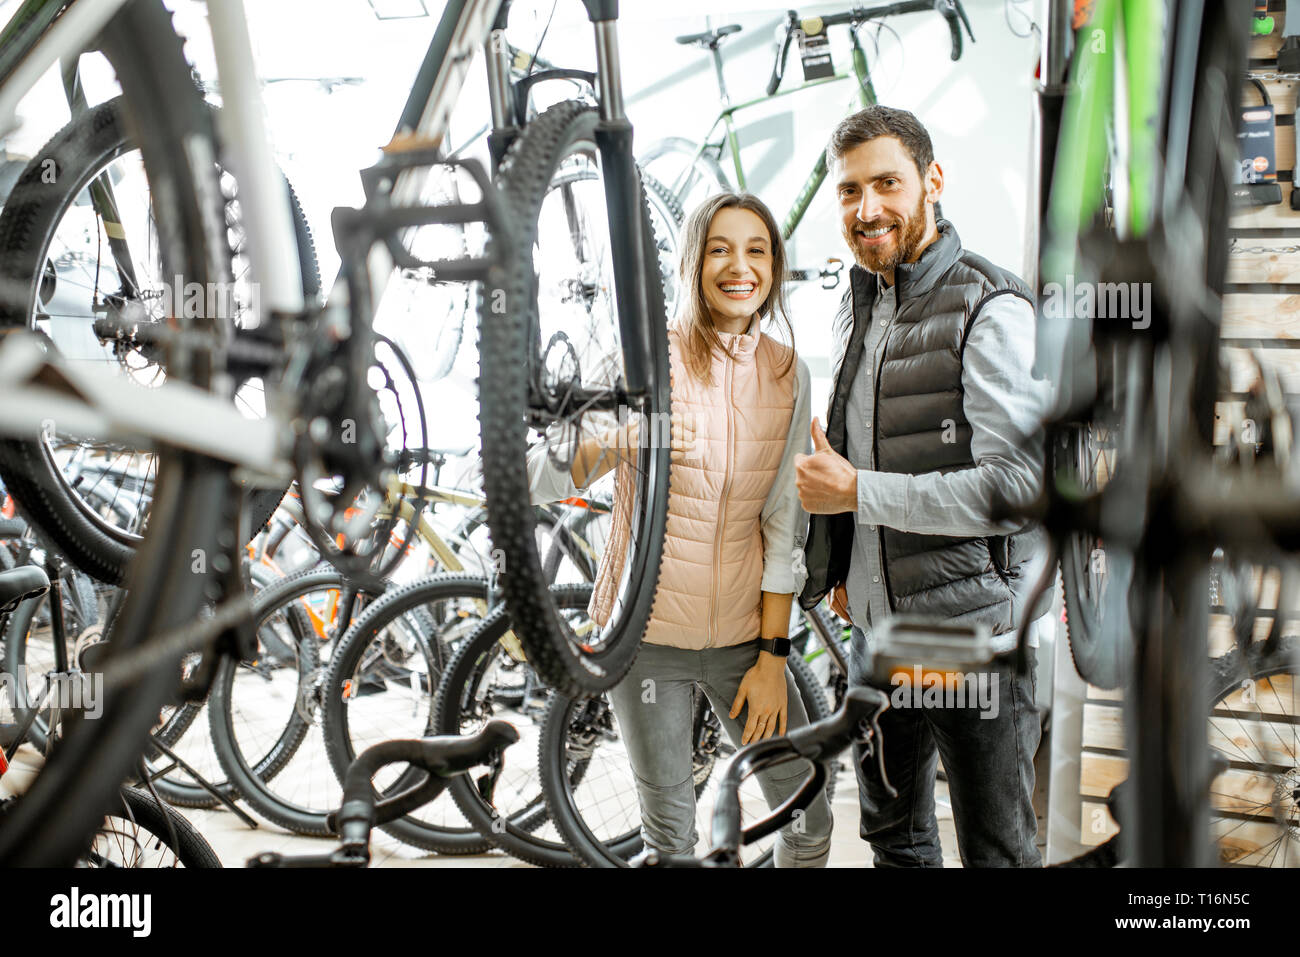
[59,56,143,296]
[591,19,652,396]
[484,0,517,171]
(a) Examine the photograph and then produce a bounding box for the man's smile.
[854,223,897,246]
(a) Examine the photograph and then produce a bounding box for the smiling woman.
[527,190,831,867]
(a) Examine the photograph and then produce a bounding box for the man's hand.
[729,653,789,745]
[829,582,850,622]
[795,419,858,514]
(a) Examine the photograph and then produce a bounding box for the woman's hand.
[729,652,789,745]
[571,412,697,487]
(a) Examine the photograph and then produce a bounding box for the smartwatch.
[758,637,792,658]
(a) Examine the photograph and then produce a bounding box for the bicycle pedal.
[867,616,1000,687]
[330,153,505,280]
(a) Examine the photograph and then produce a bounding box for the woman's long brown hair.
[675,192,795,385]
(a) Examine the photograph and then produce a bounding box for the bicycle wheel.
[432,584,599,865]
[0,0,241,866]
[0,96,315,585]
[78,786,222,868]
[792,602,850,714]
[208,568,388,835]
[642,172,684,320]
[637,135,731,223]
[539,648,833,867]
[478,100,671,696]
[1208,637,1298,867]
[320,574,490,850]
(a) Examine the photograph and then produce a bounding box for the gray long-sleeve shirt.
[844,272,1053,640]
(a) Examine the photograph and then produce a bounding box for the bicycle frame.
[673,31,878,240]
[1041,0,1166,278]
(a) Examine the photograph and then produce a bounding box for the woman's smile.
[718,280,757,300]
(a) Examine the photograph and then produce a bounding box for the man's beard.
[842,191,929,274]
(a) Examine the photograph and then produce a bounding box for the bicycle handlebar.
[708,687,890,858]
[766,0,973,96]
[767,18,796,96]
[328,720,519,862]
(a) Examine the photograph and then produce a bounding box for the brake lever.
[937,0,974,60]
[857,713,898,799]
[475,748,506,804]
[953,0,975,41]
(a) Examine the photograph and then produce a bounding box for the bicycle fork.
[590,19,654,398]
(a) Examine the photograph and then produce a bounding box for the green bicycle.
[638,0,973,285]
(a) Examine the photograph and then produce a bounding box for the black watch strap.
[759,637,792,658]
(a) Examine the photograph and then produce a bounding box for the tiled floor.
[186,723,1052,868]
[2,713,1048,868]
[185,773,966,868]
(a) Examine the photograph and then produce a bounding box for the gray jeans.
[606,640,833,867]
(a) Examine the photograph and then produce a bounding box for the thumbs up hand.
[810,418,833,453]
[794,418,859,514]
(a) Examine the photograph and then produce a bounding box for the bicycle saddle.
[0,517,28,539]
[675,24,741,49]
[0,565,49,614]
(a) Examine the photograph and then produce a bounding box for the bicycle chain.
[1246,71,1300,82]
[1229,239,1300,255]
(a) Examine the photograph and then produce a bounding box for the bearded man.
[794,105,1054,867]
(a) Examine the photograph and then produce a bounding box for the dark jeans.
[848,625,1042,867]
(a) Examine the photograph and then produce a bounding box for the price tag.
[1238,103,1278,184]
[798,23,834,82]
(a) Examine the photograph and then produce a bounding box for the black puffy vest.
[799,221,1049,635]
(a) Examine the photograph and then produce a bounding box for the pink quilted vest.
[588,320,796,649]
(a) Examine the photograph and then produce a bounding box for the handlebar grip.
[767,16,796,96]
[334,720,520,834]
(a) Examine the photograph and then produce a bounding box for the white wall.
[200,0,1041,411]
